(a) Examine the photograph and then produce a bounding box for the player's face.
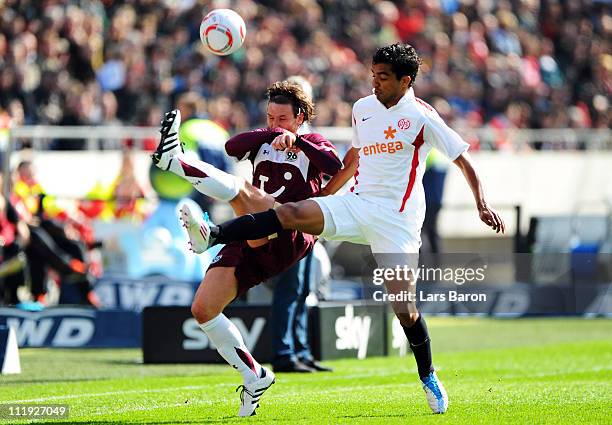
[267,102,303,133]
[371,63,411,108]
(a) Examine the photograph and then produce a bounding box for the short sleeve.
[423,110,469,160]
[351,107,360,149]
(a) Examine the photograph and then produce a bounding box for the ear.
[296,111,305,126]
[401,75,412,89]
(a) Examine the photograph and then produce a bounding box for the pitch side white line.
[6,383,228,403]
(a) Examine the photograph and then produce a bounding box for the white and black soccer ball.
[200,9,246,56]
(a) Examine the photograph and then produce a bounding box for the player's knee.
[276,202,301,227]
[396,312,420,328]
[236,179,256,200]
[191,300,219,324]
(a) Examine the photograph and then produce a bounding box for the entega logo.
[362,141,404,156]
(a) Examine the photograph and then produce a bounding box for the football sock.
[168,153,241,202]
[210,209,283,244]
[402,314,434,380]
[199,314,262,383]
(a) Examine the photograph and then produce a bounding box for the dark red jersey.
[212,128,341,296]
[225,128,341,203]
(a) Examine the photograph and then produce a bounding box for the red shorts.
[207,230,316,297]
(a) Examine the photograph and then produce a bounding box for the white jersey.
[351,88,469,218]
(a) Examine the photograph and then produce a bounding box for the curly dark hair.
[266,81,315,122]
[372,43,421,86]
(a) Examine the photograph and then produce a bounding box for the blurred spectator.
[0,0,608,142]
[12,160,100,307]
[136,103,165,151]
[0,108,10,171]
[111,149,146,219]
[0,174,28,305]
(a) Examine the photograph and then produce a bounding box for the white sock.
[199,314,262,383]
[168,152,241,202]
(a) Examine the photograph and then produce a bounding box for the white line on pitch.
[7,383,228,403]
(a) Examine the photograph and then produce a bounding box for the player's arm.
[453,153,505,234]
[225,128,284,161]
[320,147,360,196]
[320,105,362,196]
[423,107,505,234]
[295,134,343,176]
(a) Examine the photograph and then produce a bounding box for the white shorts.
[312,192,421,254]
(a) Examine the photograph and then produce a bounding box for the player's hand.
[271,131,296,151]
[478,203,505,234]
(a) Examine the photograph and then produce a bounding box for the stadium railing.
[5,126,612,150]
[4,124,610,202]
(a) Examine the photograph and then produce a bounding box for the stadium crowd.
[0,0,609,142]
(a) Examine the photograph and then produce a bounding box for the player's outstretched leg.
[179,203,213,254]
[192,268,275,417]
[152,109,242,202]
[151,109,184,170]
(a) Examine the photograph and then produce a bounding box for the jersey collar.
[392,88,415,109]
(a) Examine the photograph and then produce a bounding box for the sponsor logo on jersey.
[397,118,411,130]
[384,126,397,139]
[362,141,404,156]
[211,254,222,264]
[285,150,298,162]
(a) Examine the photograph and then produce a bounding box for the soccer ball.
[200,9,246,56]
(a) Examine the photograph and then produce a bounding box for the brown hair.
[266,81,315,122]
[177,91,206,116]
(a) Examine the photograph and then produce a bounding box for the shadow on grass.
[2,377,109,385]
[48,420,237,424]
[100,359,144,365]
[336,413,417,419]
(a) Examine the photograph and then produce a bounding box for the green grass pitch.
[2,318,610,424]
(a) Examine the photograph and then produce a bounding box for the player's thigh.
[276,199,326,235]
[191,267,238,323]
[364,205,421,254]
[306,194,367,243]
[367,210,421,327]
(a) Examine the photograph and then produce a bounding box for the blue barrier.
[0,308,141,348]
[95,275,199,312]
